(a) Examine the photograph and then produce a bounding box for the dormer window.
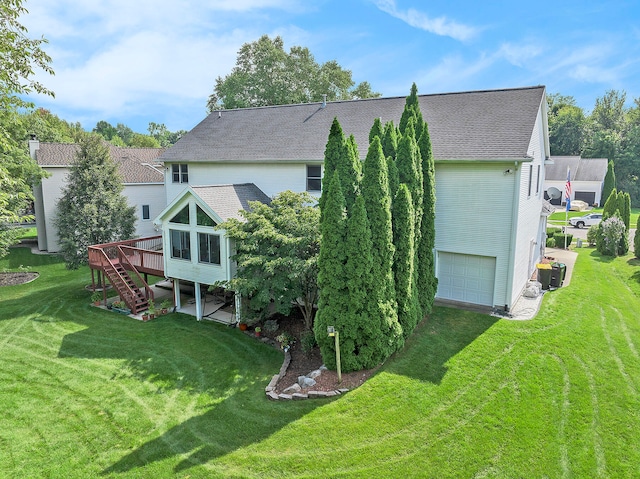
[172,164,188,183]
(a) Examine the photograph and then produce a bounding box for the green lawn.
[1,245,639,477]
[549,207,640,226]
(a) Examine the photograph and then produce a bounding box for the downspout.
[505,161,521,310]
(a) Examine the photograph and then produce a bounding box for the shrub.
[263,319,279,334]
[553,233,573,249]
[546,237,556,248]
[598,216,626,256]
[546,227,561,238]
[276,332,296,351]
[300,331,317,356]
[587,224,599,246]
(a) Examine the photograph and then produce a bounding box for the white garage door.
[437,252,496,306]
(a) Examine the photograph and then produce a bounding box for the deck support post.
[174,279,182,310]
[194,281,202,321]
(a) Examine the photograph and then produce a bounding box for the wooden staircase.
[102,262,149,314]
[88,239,161,315]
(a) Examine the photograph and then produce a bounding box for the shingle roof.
[547,156,608,182]
[160,86,546,163]
[35,142,165,183]
[191,184,271,221]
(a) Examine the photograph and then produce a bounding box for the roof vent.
[321,94,327,109]
[218,111,222,118]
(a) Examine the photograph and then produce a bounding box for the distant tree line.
[548,90,640,206]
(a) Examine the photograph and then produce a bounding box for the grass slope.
[1,246,639,477]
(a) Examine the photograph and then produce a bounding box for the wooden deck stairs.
[88,236,165,314]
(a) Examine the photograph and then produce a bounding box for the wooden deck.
[88,236,164,277]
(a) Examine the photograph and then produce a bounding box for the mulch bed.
[257,312,379,394]
[0,272,39,287]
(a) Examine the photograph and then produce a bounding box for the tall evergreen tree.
[382,121,398,160]
[314,174,347,369]
[369,117,383,144]
[54,134,136,269]
[399,83,420,135]
[339,134,362,213]
[602,160,616,207]
[622,191,631,230]
[319,118,347,216]
[387,156,399,200]
[340,195,386,371]
[417,118,438,313]
[362,137,403,352]
[634,216,640,259]
[602,188,620,220]
[393,184,420,337]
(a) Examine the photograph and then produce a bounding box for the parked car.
[569,213,602,228]
[569,200,589,211]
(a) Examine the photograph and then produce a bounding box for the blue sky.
[21,0,640,134]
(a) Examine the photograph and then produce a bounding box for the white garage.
[437,252,496,307]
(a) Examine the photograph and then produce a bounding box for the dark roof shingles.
[160,86,546,163]
[35,143,165,183]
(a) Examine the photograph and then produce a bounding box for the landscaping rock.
[266,391,279,400]
[283,383,302,394]
[278,393,293,400]
[292,393,308,400]
[308,369,323,379]
[308,390,328,399]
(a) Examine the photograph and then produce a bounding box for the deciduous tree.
[220,190,320,330]
[207,35,380,111]
[0,0,54,256]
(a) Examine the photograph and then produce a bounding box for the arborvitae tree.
[362,136,403,352]
[602,160,616,206]
[399,83,420,135]
[622,191,631,230]
[417,119,438,313]
[382,120,398,159]
[314,174,347,369]
[319,118,347,216]
[341,195,385,371]
[602,188,619,220]
[634,216,640,258]
[339,134,362,213]
[396,120,423,218]
[387,155,399,200]
[54,134,136,269]
[369,117,383,144]
[393,184,420,337]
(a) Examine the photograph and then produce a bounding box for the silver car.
[569,213,602,228]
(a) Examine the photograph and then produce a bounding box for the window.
[170,229,191,260]
[527,165,533,197]
[198,233,221,265]
[197,205,217,227]
[172,163,188,183]
[307,165,322,191]
[142,204,150,220]
[169,205,190,224]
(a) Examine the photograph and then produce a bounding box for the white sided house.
[157,85,552,314]
[545,156,608,207]
[30,140,166,253]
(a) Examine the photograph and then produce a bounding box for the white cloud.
[372,0,478,42]
[497,42,543,67]
[414,54,497,93]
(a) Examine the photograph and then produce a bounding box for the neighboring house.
[545,156,608,206]
[30,139,166,253]
[155,85,551,316]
